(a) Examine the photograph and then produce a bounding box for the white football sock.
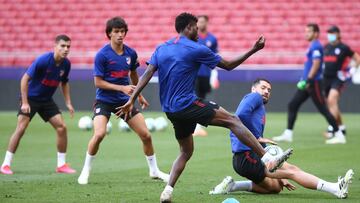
[339,125,346,131]
[82,152,95,172]
[164,185,174,192]
[195,124,203,131]
[2,151,14,167]
[230,181,253,192]
[317,179,338,195]
[146,154,160,174]
[327,125,334,132]
[57,152,66,167]
[284,129,293,136]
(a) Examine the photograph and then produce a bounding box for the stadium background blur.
[1,0,360,112]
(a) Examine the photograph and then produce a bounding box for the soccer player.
[193,15,219,136]
[273,24,344,144]
[0,35,76,175]
[116,13,292,203]
[209,78,354,199]
[322,25,360,143]
[77,17,169,185]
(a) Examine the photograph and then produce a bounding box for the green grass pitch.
[0,111,359,203]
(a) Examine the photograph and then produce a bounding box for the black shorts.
[195,76,211,99]
[93,100,140,121]
[165,99,219,140]
[233,151,266,184]
[17,98,61,122]
[322,77,345,97]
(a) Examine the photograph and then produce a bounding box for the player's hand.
[279,179,296,191]
[66,103,75,118]
[121,85,136,96]
[138,95,149,110]
[115,100,134,121]
[252,36,265,51]
[258,137,277,145]
[21,103,31,114]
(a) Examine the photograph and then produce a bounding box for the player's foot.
[325,131,346,144]
[272,132,293,142]
[160,188,172,203]
[336,169,354,199]
[269,148,293,173]
[56,163,76,174]
[78,170,90,185]
[323,131,334,139]
[150,170,170,182]
[193,127,207,137]
[0,165,13,175]
[209,176,234,195]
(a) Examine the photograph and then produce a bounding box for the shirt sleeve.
[345,45,355,58]
[196,45,222,69]
[26,56,44,78]
[130,51,140,71]
[147,47,159,70]
[237,93,262,119]
[61,60,71,83]
[93,53,107,77]
[311,46,322,60]
[213,37,219,53]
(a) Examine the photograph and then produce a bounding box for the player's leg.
[273,89,308,142]
[160,119,195,203]
[193,77,210,136]
[126,112,169,182]
[326,79,346,134]
[0,115,31,174]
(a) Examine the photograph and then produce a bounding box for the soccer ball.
[145,118,156,132]
[264,145,284,160]
[78,116,93,131]
[118,119,130,132]
[154,116,168,131]
[106,121,112,134]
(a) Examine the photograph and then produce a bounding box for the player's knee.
[93,132,106,142]
[16,123,28,135]
[269,187,282,194]
[180,148,193,160]
[288,101,297,111]
[225,114,241,128]
[139,131,152,144]
[56,123,67,134]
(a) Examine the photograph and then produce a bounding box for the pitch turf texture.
[0,112,359,203]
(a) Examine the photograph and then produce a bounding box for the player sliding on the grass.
[209,79,354,199]
[116,12,293,203]
[1,35,76,175]
[77,17,169,185]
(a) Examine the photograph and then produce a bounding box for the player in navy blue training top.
[209,79,353,199]
[322,25,360,143]
[193,15,220,136]
[117,13,293,203]
[0,35,76,175]
[273,23,343,144]
[77,17,169,185]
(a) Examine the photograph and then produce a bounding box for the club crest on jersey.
[60,70,64,77]
[335,48,341,55]
[126,57,131,65]
[95,108,101,114]
[206,40,212,47]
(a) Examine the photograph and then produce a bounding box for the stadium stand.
[0,0,359,67]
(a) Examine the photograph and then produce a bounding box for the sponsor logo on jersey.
[95,108,101,114]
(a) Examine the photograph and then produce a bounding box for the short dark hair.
[106,16,128,39]
[252,78,271,87]
[55,34,71,43]
[175,12,197,33]
[307,23,320,33]
[197,15,209,21]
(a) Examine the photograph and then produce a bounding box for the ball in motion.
[78,116,93,131]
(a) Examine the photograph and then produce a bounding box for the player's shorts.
[93,100,139,121]
[195,76,211,99]
[322,77,345,97]
[165,99,219,140]
[232,151,266,184]
[17,98,61,122]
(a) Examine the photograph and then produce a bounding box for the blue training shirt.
[197,32,218,77]
[230,92,266,153]
[303,39,323,81]
[147,35,222,113]
[26,52,70,102]
[94,44,139,104]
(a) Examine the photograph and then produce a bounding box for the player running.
[193,15,220,137]
[77,17,169,185]
[116,13,293,203]
[209,78,354,199]
[0,35,76,175]
[322,25,360,144]
[273,24,344,144]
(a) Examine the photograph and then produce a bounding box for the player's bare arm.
[217,36,265,71]
[20,73,31,114]
[94,76,135,96]
[129,70,149,109]
[60,82,74,118]
[115,64,156,119]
